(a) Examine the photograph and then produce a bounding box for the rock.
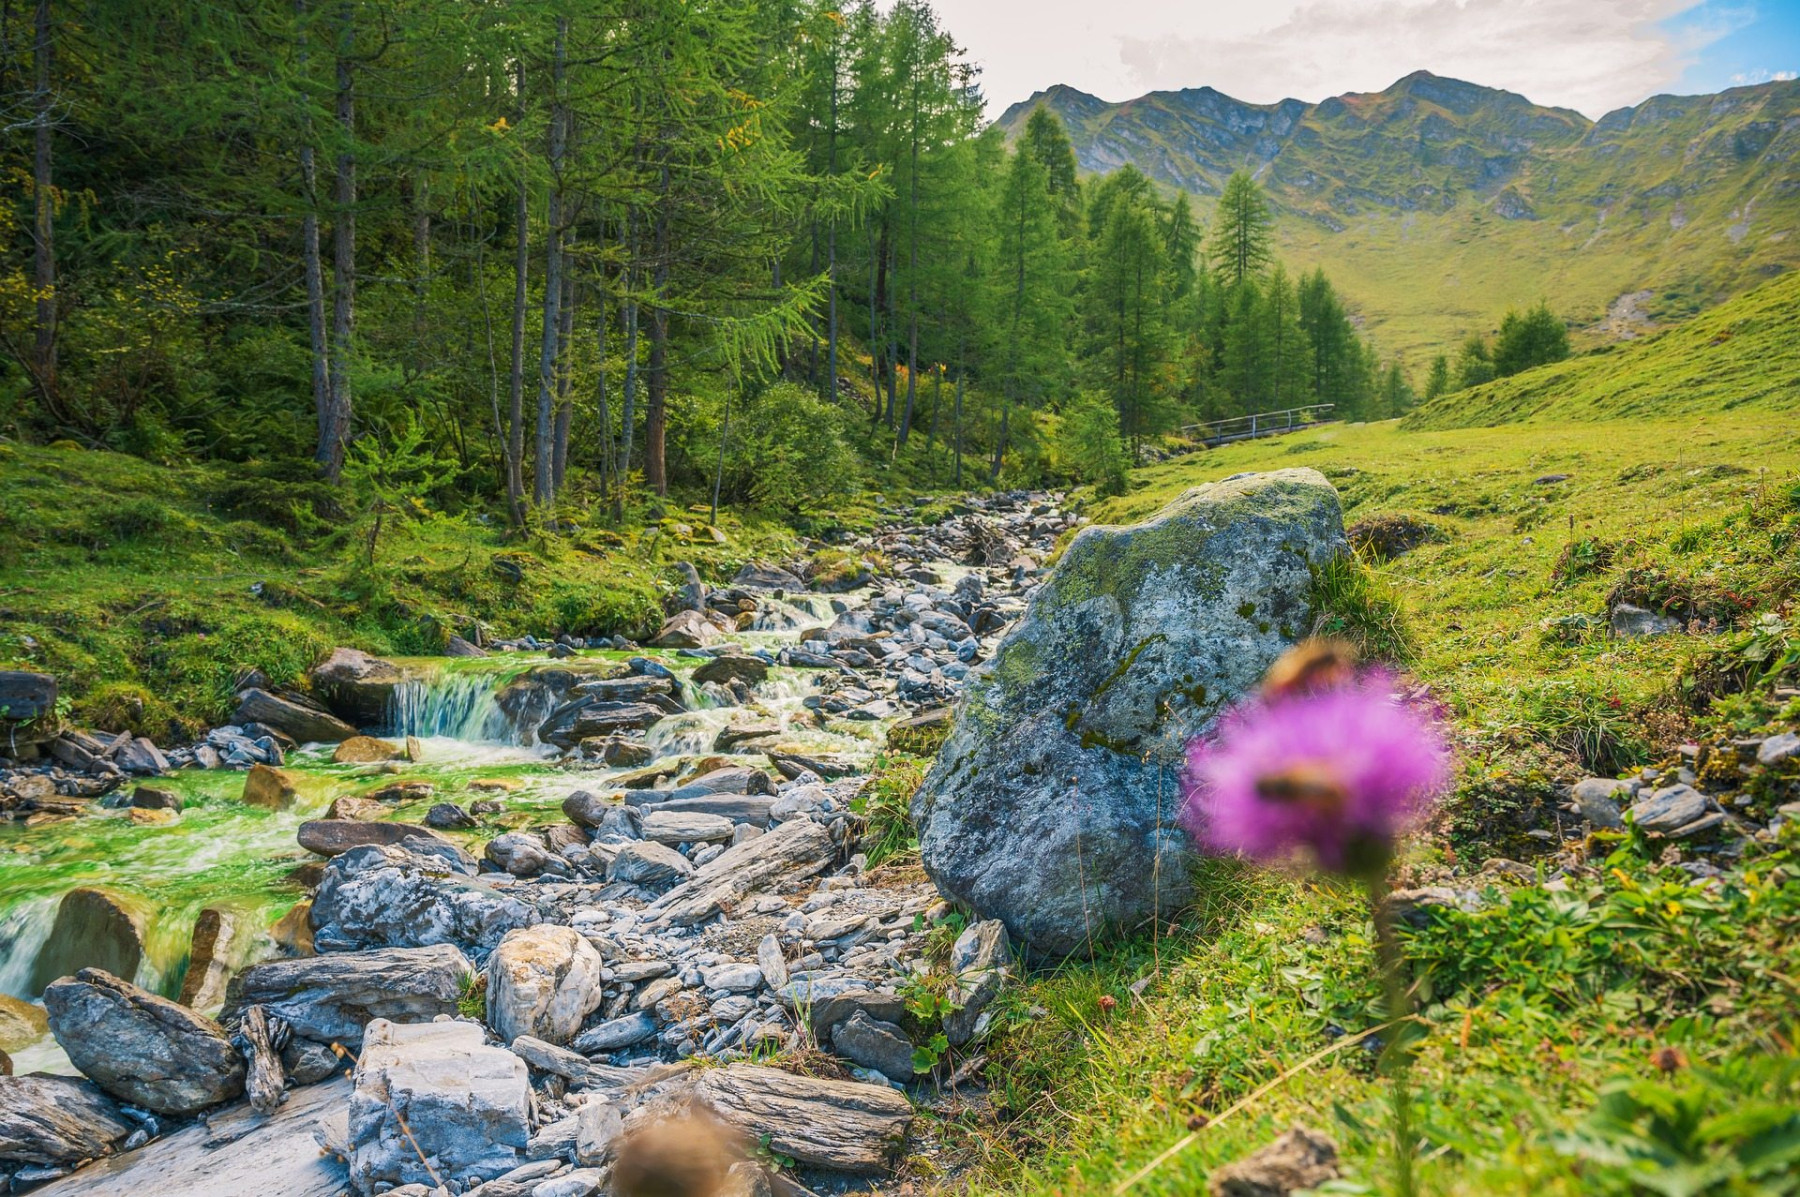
[0,1075,132,1166]
[23,1074,351,1197]
[0,670,58,730]
[332,736,404,764]
[645,817,837,927]
[425,802,479,830]
[1610,603,1682,639]
[227,945,474,1049]
[608,841,696,887]
[349,1019,530,1194]
[692,1064,911,1174]
[766,750,857,781]
[756,935,789,992]
[943,919,1010,1047]
[575,1102,624,1168]
[0,996,47,1053]
[650,611,719,649]
[913,470,1347,957]
[272,901,316,955]
[486,831,559,878]
[43,968,245,1115]
[177,906,259,1013]
[573,1011,659,1053]
[701,963,763,993]
[691,654,769,686]
[1757,731,1800,767]
[807,990,907,1044]
[885,708,952,756]
[651,795,776,825]
[732,562,807,591]
[326,795,385,821]
[311,648,408,725]
[28,887,146,994]
[535,1168,606,1197]
[299,819,459,859]
[662,765,775,800]
[487,925,606,1046]
[562,790,616,828]
[283,1037,342,1085]
[1345,513,1441,560]
[114,736,170,776]
[833,1011,914,1081]
[539,701,667,749]
[1209,1126,1340,1197]
[641,810,736,844]
[310,844,538,955]
[445,635,488,658]
[233,688,357,744]
[1572,778,1632,829]
[242,762,301,809]
[1629,784,1709,834]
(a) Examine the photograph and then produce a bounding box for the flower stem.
[1369,877,1417,1197]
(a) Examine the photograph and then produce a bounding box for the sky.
[921,0,1800,121]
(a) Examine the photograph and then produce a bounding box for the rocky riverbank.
[0,491,1079,1195]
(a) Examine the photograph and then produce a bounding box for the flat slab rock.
[26,1076,352,1197]
[644,817,835,927]
[225,944,474,1049]
[0,1074,132,1167]
[691,1064,912,1175]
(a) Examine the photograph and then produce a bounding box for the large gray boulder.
[43,969,245,1115]
[348,1019,529,1194]
[225,945,474,1049]
[485,925,605,1046]
[309,648,409,726]
[0,1075,132,1166]
[911,469,1347,957]
[310,845,540,955]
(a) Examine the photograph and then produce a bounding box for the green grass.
[1406,270,1800,429]
[951,408,1800,1194]
[0,441,798,734]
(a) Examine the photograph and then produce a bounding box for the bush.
[713,383,863,517]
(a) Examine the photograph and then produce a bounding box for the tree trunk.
[533,18,567,507]
[952,367,964,487]
[899,79,920,449]
[824,26,839,405]
[645,168,671,498]
[320,0,356,483]
[296,1,328,461]
[551,249,575,491]
[594,230,614,504]
[989,398,1008,484]
[30,0,55,404]
[614,214,639,520]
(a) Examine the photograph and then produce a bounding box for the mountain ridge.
[996,72,1800,358]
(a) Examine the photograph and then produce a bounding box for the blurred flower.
[1183,643,1451,877]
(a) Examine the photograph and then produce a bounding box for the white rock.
[487,925,606,1046]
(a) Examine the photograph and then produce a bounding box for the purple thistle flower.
[1182,666,1451,877]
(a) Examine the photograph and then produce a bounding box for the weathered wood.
[239,1004,287,1115]
[692,1064,912,1175]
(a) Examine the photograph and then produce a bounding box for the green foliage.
[1308,554,1414,664]
[1493,300,1571,377]
[1208,170,1273,288]
[850,754,928,866]
[1053,392,1129,495]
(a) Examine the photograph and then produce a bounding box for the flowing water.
[0,596,921,1074]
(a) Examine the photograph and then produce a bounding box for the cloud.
[1108,0,1745,118]
[1728,67,1798,84]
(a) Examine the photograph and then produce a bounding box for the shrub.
[1308,553,1414,664]
[1052,393,1130,496]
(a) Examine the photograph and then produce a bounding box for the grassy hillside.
[1406,270,1800,429]
[960,409,1800,1194]
[999,74,1800,360]
[0,443,798,738]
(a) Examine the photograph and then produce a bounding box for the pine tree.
[1208,170,1272,287]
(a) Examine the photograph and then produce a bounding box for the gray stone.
[833,1011,914,1082]
[226,944,474,1049]
[645,795,775,825]
[641,810,736,844]
[1629,784,1709,834]
[487,925,606,1046]
[575,1101,623,1167]
[571,1011,658,1053]
[282,1037,342,1085]
[650,611,719,649]
[1572,778,1632,829]
[700,963,763,993]
[608,841,696,886]
[914,469,1347,957]
[310,648,409,726]
[298,819,460,859]
[310,844,539,955]
[1757,731,1800,767]
[644,818,836,928]
[24,1075,351,1197]
[943,919,1010,1046]
[486,831,560,878]
[28,887,145,994]
[0,1075,132,1166]
[661,766,776,800]
[43,968,245,1115]
[424,802,479,830]
[691,654,770,686]
[233,688,357,744]
[756,934,789,991]
[348,1019,530,1194]
[1610,603,1682,639]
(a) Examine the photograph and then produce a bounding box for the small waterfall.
[385,671,515,743]
[0,897,57,999]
